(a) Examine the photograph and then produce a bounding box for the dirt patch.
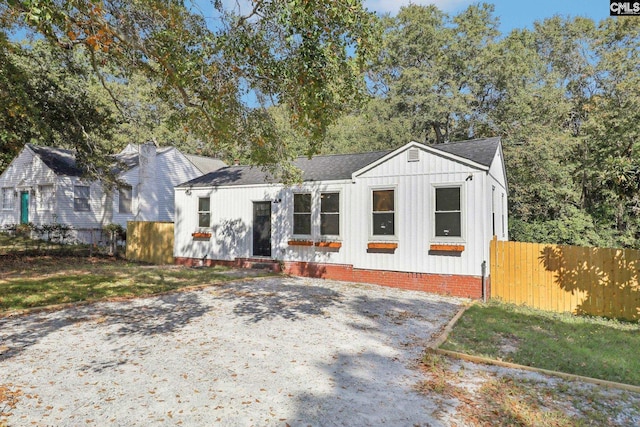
[415,352,640,426]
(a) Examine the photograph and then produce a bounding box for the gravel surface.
[0,276,464,426]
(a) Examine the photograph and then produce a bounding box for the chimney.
[137,141,159,221]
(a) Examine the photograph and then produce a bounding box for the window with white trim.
[435,186,461,238]
[198,197,210,228]
[73,185,90,211]
[320,192,340,236]
[119,186,133,214]
[293,193,312,235]
[372,189,395,236]
[38,185,54,211]
[2,188,14,210]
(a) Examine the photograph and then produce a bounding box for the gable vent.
[407,148,420,162]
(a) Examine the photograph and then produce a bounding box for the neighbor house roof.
[26,143,224,177]
[27,144,84,177]
[179,150,392,188]
[111,146,174,173]
[185,154,227,174]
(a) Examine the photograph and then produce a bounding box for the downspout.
[481,260,487,303]
[482,169,489,303]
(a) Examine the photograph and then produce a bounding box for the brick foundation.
[175,257,484,299]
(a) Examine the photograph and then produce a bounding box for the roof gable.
[353,137,500,178]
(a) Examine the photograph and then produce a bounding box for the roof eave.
[423,145,491,171]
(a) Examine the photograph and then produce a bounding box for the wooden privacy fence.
[490,237,640,321]
[126,221,174,265]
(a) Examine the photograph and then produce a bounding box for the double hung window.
[434,187,462,238]
[198,197,210,228]
[320,192,339,236]
[293,193,312,235]
[119,186,133,214]
[2,188,14,210]
[74,185,90,211]
[372,189,395,236]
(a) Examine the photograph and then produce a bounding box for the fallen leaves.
[0,383,23,418]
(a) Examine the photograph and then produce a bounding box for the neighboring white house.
[0,142,225,241]
[174,137,508,299]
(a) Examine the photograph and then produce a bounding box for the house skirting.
[174,257,486,299]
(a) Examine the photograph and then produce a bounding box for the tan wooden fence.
[490,237,640,321]
[126,221,175,265]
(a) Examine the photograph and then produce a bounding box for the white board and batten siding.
[174,141,508,278]
[487,146,509,241]
[350,145,491,277]
[175,185,285,261]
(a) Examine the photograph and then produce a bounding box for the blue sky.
[365,0,608,33]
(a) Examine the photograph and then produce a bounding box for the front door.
[20,192,29,224]
[252,201,271,257]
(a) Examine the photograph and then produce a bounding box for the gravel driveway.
[0,276,464,426]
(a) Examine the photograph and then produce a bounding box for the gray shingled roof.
[185,154,227,174]
[27,144,224,177]
[429,137,500,168]
[179,138,501,188]
[179,150,392,188]
[27,144,83,176]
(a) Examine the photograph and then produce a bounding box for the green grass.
[441,301,640,386]
[0,255,273,312]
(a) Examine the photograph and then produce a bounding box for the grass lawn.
[0,255,274,312]
[440,301,640,386]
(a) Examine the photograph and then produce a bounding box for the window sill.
[368,242,398,250]
[192,232,212,239]
[429,244,465,252]
[288,240,314,246]
[315,241,342,249]
[367,242,397,254]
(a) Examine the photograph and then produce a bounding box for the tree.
[579,17,640,246]
[1,0,380,178]
[374,3,500,144]
[0,38,116,178]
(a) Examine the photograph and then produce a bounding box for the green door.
[20,191,29,224]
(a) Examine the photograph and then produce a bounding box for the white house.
[174,138,508,299]
[0,142,225,242]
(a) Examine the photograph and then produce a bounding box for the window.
[2,188,14,210]
[293,193,311,235]
[372,189,394,236]
[74,185,90,211]
[119,186,133,214]
[435,187,461,238]
[38,185,54,211]
[198,197,210,228]
[320,192,340,236]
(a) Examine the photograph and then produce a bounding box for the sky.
[364,0,608,33]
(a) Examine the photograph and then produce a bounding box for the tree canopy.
[1,0,380,178]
